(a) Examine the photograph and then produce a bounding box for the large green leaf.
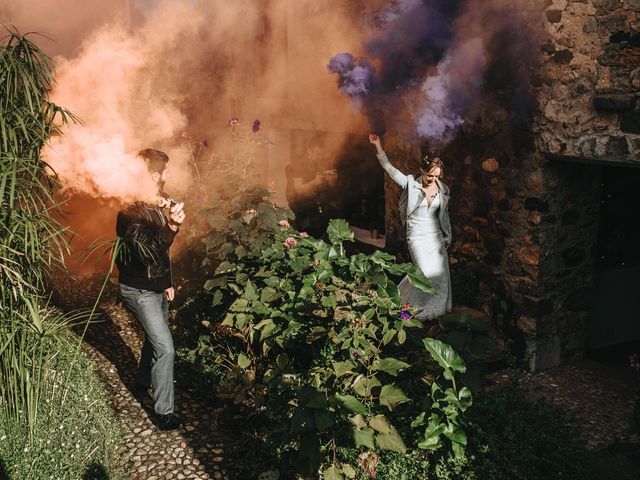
[423,338,466,377]
[347,414,368,429]
[378,384,411,410]
[327,218,354,246]
[352,427,375,449]
[332,360,356,378]
[375,425,406,453]
[243,280,259,301]
[368,414,391,434]
[237,353,251,369]
[334,394,367,414]
[458,387,473,411]
[418,416,446,450]
[353,375,382,398]
[405,268,435,293]
[444,425,468,446]
[372,357,410,377]
[260,286,280,303]
[322,466,344,480]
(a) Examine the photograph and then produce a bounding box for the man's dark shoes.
[154,413,185,431]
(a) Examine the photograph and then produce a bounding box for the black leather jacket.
[115,202,177,292]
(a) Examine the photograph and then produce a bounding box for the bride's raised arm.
[369,134,408,189]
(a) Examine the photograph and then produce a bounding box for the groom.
[115,148,186,431]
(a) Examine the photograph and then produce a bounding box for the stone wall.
[538,0,640,162]
[382,0,638,370]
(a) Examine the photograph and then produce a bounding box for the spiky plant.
[0,27,78,434]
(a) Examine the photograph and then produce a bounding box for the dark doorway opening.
[588,165,640,371]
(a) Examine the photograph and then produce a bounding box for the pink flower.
[299,232,309,238]
[284,237,297,248]
[278,220,290,228]
[228,117,239,127]
[246,208,257,215]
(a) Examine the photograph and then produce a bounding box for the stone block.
[583,17,599,33]
[597,45,620,66]
[629,0,640,10]
[605,135,630,155]
[553,49,574,64]
[592,94,635,111]
[517,246,541,266]
[621,49,640,68]
[482,158,499,172]
[601,15,627,32]
[546,9,563,22]
[526,335,562,371]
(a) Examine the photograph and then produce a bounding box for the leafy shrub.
[176,184,473,478]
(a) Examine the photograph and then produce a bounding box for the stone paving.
[487,360,640,450]
[53,274,231,480]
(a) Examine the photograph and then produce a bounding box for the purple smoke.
[329,0,463,138]
[328,0,538,146]
[417,39,487,145]
[327,53,376,100]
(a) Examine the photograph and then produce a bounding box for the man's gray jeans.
[119,283,175,415]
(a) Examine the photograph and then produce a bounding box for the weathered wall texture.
[383,0,639,370]
[538,0,640,162]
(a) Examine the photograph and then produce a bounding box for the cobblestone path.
[53,274,231,480]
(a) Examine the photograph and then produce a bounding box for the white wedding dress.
[399,191,452,320]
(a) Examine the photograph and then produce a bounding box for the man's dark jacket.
[116,202,177,292]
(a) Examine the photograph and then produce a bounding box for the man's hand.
[164,287,175,301]
[168,202,185,231]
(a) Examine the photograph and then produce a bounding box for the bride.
[369,134,452,320]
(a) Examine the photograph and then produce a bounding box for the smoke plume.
[329,0,542,147]
[1,0,371,272]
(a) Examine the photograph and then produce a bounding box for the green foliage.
[0,329,124,480]
[0,27,81,436]
[177,183,472,477]
[411,339,472,460]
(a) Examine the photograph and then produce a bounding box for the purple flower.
[400,310,411,321]
[201,138,208,147]
[351,349,360,359]
[252,119,262,133]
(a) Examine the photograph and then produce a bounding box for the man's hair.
[138,148,169,175]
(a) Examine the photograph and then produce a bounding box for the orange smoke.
[1,0,371,274]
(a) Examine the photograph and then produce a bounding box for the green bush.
[0,328,123,480]
[177,184,473,478]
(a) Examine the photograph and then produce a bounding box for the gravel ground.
[52,271,640,479]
